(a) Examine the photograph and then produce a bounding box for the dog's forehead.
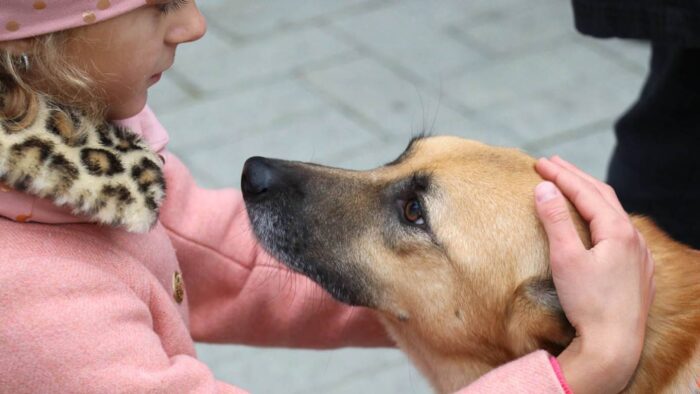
[388,136,483,165]
[386,136,532,174]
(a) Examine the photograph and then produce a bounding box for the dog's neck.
[622,216,700,393]
[379,316,496,394]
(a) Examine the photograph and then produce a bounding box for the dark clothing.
[572,0,700,45]
[609,45,700,248]
[572,0,700,248]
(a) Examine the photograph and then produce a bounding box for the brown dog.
[241,135,700,393]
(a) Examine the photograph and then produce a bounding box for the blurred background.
[150,0,649,392]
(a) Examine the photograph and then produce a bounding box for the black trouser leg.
[607,44,700,248]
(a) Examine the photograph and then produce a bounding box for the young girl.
[0,1,654,393]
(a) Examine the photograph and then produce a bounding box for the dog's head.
[242,135,581,370]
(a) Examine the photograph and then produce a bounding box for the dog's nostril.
[241,174,263,195]
[242,156,276,198]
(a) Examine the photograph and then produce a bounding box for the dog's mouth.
[241,156,374,306]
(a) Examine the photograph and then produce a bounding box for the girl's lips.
[149,72,163,85]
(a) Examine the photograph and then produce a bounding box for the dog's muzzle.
[240,156,374,306]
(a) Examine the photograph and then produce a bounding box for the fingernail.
[535,181,558,202]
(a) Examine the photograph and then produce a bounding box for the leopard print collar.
[0,97,165,233]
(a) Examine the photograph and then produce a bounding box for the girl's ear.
[505,276,575,356]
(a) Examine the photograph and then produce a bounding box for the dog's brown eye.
[404,199,425,225]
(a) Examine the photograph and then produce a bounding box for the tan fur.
[367,137,700,393]
[242,137,700,394]
[249,136,699,393]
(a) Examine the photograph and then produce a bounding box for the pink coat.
[0,107,568,393]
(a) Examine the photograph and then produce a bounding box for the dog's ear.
[506,277,575,356]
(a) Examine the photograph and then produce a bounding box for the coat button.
[172,271,184,304]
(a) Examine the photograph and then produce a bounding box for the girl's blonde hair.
[0,30,104,132]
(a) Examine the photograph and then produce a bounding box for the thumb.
[534,181,584,262]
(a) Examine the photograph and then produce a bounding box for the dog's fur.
[242,136,700,393]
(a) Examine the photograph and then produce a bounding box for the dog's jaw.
[245,201,373,306]
[246,202,307,273]
[379,315,495,394]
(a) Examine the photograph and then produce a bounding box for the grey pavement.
[149,1,650,392]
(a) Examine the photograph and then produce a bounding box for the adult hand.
[533,157,656,394]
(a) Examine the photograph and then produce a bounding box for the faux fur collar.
[0,97,165,233]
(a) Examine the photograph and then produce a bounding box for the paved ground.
[149,0,650,392]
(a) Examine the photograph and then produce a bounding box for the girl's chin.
[106,94,148,120]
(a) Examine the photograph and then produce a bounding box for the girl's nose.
[166,3,207,45]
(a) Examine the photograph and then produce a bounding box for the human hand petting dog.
[533,157,656,394]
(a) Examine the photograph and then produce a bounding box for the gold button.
[172,271,184,304]
[15,214,32,223]
[82,11,97,24]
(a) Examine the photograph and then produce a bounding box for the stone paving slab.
[169,26,356,93]
[197,0,386,39]
[329,2,486,83]
[301,57,506,141]
[584,38,650,73]
[377,0,552,28]
[532,125,617,181]
[195,345,428,394]
[491,67,644,143]
[442,41,643,113]
[157,79,328,152]
[148,74,194,116]
[453,0,578,56]
[185,106,379,188]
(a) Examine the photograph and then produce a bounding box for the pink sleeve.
[0,256,248,394]
[454,351,568,394]
[159,152,391,348]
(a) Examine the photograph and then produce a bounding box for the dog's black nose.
[241,156,277,198]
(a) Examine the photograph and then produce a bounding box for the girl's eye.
[158,0,189,14]
[403,199,425,225]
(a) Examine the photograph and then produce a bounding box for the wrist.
[549,356,574,394]
[557,337,634,394]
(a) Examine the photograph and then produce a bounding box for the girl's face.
[66,0,206,119]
